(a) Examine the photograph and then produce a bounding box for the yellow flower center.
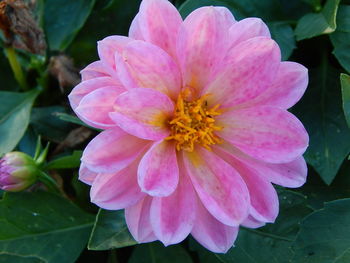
[166,89,223,152]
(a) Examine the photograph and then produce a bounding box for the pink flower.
[69,0,309,253]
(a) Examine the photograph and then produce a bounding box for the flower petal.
[214,146,279,223]
[125,196,157,243]
[80,61,109,81]
[191,202,238,253]
[81,127,150,173]
[217,143,308,188]
[228,18,270,50]
[115,40,181,99]
[138,140,179,197]
[75,87,123,129]
[248,61,308,109]
[110,88,173,140]
[203,37,281,108]
[97,36,132,69]
[241,215,266,229]
[150,171,196,245]
[217,106,309,163]
[183,147,250,226]
[129,13,145,40]
[177,6,233,89]
[137,0,182,57]
[90,159,145,210]
[68,77,123,110]
[79,164,97,185]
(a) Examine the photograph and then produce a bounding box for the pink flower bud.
[0,152,38,192]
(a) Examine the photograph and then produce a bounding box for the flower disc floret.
[166,90,223,152]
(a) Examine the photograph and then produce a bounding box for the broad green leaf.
[341,73,350,127]
[217,191,312,263]
[44,150,82,170]
[55,112,99,130]
[88,209,137,250]
[295,0,340,41]
[330,5,350,73]
[129,243,193,263]
[293,61,350,184]
[0,191,94,263]
[292,198,350,263]
[0,255,42,263]
[30,106,73,143]
[268,22,296,60]
[44,0,96,51]
[0,89,39,156]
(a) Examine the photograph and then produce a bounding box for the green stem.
[38,171,60,194]
[5,47,28,90]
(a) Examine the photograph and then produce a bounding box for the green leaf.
[341,73,350,128]
[295,0,340,41]
[268,22,296,60]
[44,150,82,170]
[88,209,137,250]
[293,60,350,184]
[0,254,42,263]
[55,112,99,130]
[292,198,350,263]
[44,0,96,51]
[217,191,312,263]
[129,243,193,263]
[30,106,73,143]
[0,89,39,156]
[0,191,94,263]
[330,5,350,72]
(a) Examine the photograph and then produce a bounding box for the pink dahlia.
[68,0,309,253]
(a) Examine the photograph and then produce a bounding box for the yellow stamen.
[166,90,223,152]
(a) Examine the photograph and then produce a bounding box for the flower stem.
[38,171,60,194]
[5,47,28,90]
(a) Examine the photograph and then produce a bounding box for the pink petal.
[214,7,236,27]
[150,172,196,245]
[110,88,173,140]
[138,140,179,197]
[97,36,132,69]
[217,143,308,188]
[191,202,238,253]
[248,61,308,109]
[68,77,123,110]
[183,147,250,226]
[129,13,145,40]
[203,37,281,108]
[79,164,97,185]
[137,0,182,57]
[115,40,181,99]
[90,158,145,210]
[75,87,123,129]
[81,127,150,173]
[228,18,270,50]
[214,146,279,223]
[125,196,157,243]
[80,61,109,81]
[217,106,309,163]
[177,6,233,90]
[241,215,266,229]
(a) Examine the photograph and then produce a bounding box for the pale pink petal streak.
[79,164,97,185]
[129,13,145,40]
[191,202,238,253]
[138,0,182,57]
[125,196,157,243]
[110,88,174,140]
[183,147,250,226]
[81,127,150,173]
[204,37,281,108]
[150,170,197,245]
[138,140,179,197]
[177,6,233,90]
[217,106,309,163]
[80,61,109,81]
[90,159,145,210]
